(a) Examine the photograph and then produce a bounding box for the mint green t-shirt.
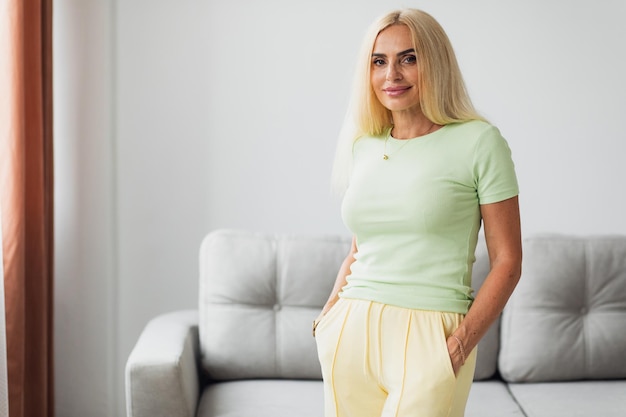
[340,120,519,314]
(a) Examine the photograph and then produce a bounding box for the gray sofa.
[125,229,626,417]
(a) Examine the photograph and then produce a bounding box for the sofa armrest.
[125,310,201,417]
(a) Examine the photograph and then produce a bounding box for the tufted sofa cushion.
[499,235,626,382]
[198,230,350,380]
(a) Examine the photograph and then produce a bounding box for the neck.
[390,111,436,139]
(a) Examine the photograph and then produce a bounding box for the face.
[370,24,421,115]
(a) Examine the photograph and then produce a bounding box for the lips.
[383,86,412,96]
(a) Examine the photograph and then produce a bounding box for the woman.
[314,8,522,417]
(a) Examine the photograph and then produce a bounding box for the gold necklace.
[383,122,435,160]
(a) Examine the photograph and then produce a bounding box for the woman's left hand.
[446,335,465,376]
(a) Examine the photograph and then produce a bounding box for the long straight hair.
[332,9,485,193]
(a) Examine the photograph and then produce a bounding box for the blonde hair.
[332,8,484,193]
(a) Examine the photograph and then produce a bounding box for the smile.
[383,86,412,97]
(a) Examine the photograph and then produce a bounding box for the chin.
[384,103,418,113]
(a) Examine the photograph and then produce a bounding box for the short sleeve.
[473,126,519,205]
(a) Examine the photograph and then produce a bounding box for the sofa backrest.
[198,229,500,381]
[198,230,350,380]
[499,235,626,382]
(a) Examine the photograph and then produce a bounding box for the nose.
[386,62,402,81]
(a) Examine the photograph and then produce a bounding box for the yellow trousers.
[315,298,477,417]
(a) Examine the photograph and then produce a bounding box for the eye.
[372,58,386,66]
[402,55,417,64]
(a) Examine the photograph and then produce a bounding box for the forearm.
[321,236,357,315]
[452,259,521,354]
[322,253,354,314]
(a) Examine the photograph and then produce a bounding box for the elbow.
[493,252,522,287]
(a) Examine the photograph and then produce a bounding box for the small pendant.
[383,154,389,160]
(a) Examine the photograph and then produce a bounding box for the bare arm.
[447,195,522,374]
[316,236,357,321]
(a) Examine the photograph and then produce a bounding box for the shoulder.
[444,120,500,140]
[430,121,502,157]
[353,133,385,153]
[445,121,510,154]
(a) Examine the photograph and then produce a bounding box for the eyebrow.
[372,48,416,58]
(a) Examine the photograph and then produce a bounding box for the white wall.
[54,0,626,416]
[54,0,117,415]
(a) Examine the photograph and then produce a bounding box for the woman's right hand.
[312,304,332,337]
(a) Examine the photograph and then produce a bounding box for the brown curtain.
[0,0,54,416]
